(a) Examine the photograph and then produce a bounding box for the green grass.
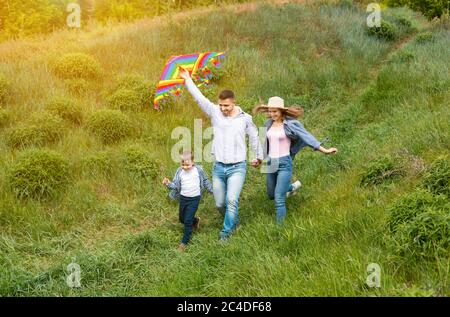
[0,1,449,296]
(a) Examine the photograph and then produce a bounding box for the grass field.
[0,0,449,296]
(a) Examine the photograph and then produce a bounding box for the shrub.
[421,156,450,197]
[393,208,450,258]
[121,145,160,178]
[6,112,65,149]
[63,79,90,96]
[360,155,405,186]
[388,0,449,19]
[391,50,415,63]
[106,88,142,111]
[367,20,398,40]
[0,109,10,128]
[108,74,154,109]
[8,149,70,200]
[79,151,114,177]
[45,96,83,124]
[415,31,435,43]
[0,74,12,106]
[392,14,413,28]
[51,53,102,80]
[86,109,132,144]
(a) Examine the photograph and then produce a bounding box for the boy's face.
[181,159,194,171]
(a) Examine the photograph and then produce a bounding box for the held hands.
[162,177,171,186]
[251,159,262,168]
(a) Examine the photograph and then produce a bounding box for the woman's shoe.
[286,180,302,197]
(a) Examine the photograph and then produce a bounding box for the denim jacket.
[166,165,213,201]
[263,116,322,160]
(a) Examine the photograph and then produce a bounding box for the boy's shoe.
[193,217,201,231]
[286,180,302,198]
[218,235,229,244]
[178,243,187,252]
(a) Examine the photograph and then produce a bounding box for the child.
[162,151,213,251]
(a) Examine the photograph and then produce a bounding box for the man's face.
[218,98,235,116]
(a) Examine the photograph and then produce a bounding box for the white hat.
[261,96,285,109]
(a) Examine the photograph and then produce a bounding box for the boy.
[162,151,213,251]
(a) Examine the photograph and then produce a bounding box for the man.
[179,67,263,241]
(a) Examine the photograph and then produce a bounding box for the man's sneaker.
[286,180,302,197]
[178,243,187,252]
[193,217,201,231]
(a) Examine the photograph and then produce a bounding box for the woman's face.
[268,108,283,121]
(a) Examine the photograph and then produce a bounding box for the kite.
[153,51,226,109]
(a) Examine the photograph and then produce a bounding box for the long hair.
[252,104,304,119]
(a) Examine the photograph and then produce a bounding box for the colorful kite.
[153,51,226,109]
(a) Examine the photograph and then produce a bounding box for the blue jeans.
[179,195,201,245]
[266,155,293,224]
[213,161,247,238]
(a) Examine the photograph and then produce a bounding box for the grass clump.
[123,231,166,255]
[421,156,450,198]
[415,31,434,43]
[45,96,83,125]
[51,53,102,80]
[6,112,65,149]
[367,20,398,41]
[63,79,90,96]
[79,151,114,178]
[108,74,154,109]
[7,149,70,200]
[0,109,10,128]
[360,155,405,186]
[86,109,132,144]
[106,88,142,111]
[0,74,12,106]
[121,145,160,179]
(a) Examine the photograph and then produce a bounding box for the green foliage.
[6,112,65,149]
[45,96,83,124]
[367,20,398,40]
[86,109,132,144]
[106,89,142,111]
[79,151,114,178]
[63,79,90,96]
[360,155,405,186]
[391,49,415,63]
[123,231,167,254]
[108,74,154,109]
[51,53,102,80]
[7,149,70,200]
[415,31,435,43]
[121,145,160,179]
[387,0,450,19]
[421,156,450,197]
[0,74,12,106]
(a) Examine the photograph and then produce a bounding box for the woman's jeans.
[212,161,247,238]
[266,155,293,224]
[179,195,201,245]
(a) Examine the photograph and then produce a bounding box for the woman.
[253,96,337,224]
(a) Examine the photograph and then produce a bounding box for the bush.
[393,208,450,258]
[86,109,132,144]
[6,112,65,149]
[45,96,83,124]
[388,0,449,19]
[121,145,160,178]
[415,31,435,43]
[391,50,415,63]
[8,149,70,200]
[63,79,90,96]
[367,20,398,40]
[421,156,450,197]
[51,53,102,80]
[0,74,12,106]
[106,88,142,111]
[80,151,114,177]
[108,74,154,109]
[360,155,405,186]
[0,109,10,128]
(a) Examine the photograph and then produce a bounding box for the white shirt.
[180,167,201,197]
[185,78,263,164]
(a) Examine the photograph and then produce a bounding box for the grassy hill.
[0,0,449,296]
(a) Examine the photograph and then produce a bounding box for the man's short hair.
[219,89,235,100]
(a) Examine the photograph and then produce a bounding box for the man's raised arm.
[179,68,215,118]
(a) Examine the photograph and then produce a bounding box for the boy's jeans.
[179,195,201,245]
[212,161,247,238]
[266,155,293,224]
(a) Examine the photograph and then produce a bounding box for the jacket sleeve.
[291,121,322,150]
[184,77,215,118]
[200,168,214,194]
[166,169,180,190]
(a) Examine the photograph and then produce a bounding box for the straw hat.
[260,96,286,109]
